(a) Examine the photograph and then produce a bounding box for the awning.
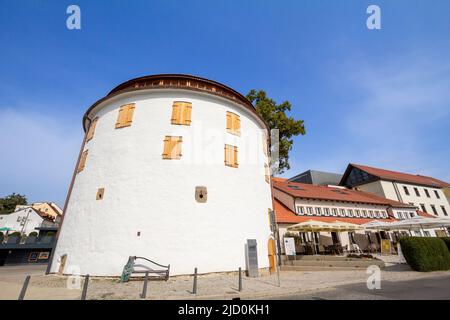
[364,217,450,231]
[330,220,364,231]
[287,219,336,232]
[287,219,363,232]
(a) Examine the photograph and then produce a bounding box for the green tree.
[247,90,305,174]
[0,193,28,214]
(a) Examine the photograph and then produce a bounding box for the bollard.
[192,267,198,294]
[238,268,242,291]
[18,275,31,300]
[81,274,89,300]
[141,272,149,299]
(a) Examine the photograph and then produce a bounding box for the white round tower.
[50,74,273,276]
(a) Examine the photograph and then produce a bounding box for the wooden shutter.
[115,103,135,128]
[226,112,233,130]
[171,102,192,125]
[86,117,98,142]
[226,111,240,136]
[162,136,182,159]
[183,103,192,125]
[224,144,238,168]
[77,150,88,173]
[265,164,270,183]
[234,116,241,135]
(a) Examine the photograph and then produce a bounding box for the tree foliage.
[0,193,28,214]
[247,90,305,174]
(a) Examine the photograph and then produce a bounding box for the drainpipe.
[392,182,403,203]
[45,116,91,275]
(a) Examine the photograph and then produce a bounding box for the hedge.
[441,237,450,252]
[399,237,450,272]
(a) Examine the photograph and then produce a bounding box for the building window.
[414,187,420,197]
[441,206,448,216]
[374,210,380,218]
[368,210,374,218]
[115,103,135,128]
[355,209,361,217]
[296,206,305,215]
[306,207,313,215]
[424,189,430,198]
[431,205,438,216]
[264,164,270,183]
[324,208,330,216]
[315,207,322,216]
[171,101,192,125]
[86,117,99,142]
[362,210,367,218]
[332,208,338,216]
[347,209,353,217]
[224,144,238,168]
[339,209,346,217]
[77,150,88,173]
[226,111,241,136]
[434,190,440,199]
[409,212,415,218]
[162,136,183,160]
[423,231,431,237]
[420,204,427,213]
[403,186,410,195]
[96,188,105,200]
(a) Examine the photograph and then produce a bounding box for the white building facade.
[49,74,273,276]
[340,164,450,219]
[273,179,418,252]
[0,207,48,235]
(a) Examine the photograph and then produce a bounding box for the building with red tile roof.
[271,179,435,254]
[339,163,450,219]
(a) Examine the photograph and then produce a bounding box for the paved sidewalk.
[1,260,450,300]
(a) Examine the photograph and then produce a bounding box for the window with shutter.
[224,144,238,168]
[86,117,98,142]
[171,101,192,125]
[115,103,135,128]
[265,164,270,183]
[77,150,88,173]
[226,111,241,136]
[162,136,183,160]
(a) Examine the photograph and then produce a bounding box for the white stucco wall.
[356,179,450,218]
[0,208,44,235]
[393,182,450,218]
[51,89,273,276]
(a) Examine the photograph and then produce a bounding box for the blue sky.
[1,0,449,206]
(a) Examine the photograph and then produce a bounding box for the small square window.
[96,188,105,200]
